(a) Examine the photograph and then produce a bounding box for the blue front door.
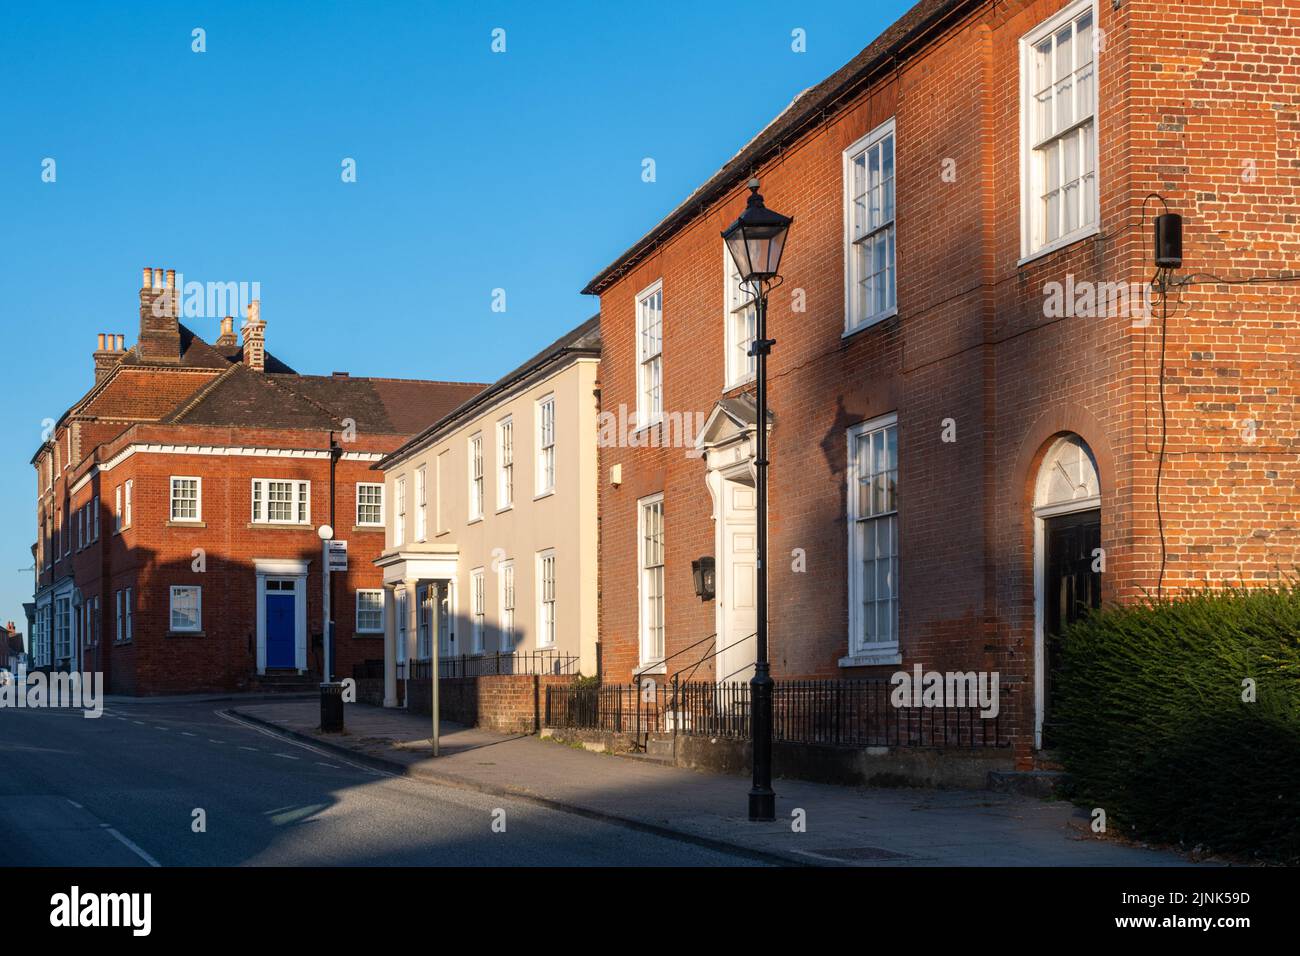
[266,592,296,668]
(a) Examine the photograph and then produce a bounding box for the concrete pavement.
[231,699,1202,867]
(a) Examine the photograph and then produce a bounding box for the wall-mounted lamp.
[691,556,716,602]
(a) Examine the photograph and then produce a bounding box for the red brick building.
[30,267,483,694]
[584,0,1300,761]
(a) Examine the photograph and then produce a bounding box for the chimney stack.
[216,315,237,347]
[241,299,266,372]
[93,330,127,384]
[137,265,181,364]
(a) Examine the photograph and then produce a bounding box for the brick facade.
[586,0,1300,763]
[32,268,484,695]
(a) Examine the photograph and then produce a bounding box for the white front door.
[716,477,758,684]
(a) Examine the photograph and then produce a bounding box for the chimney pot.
[165,269,176,290]
[142,267,151,289]
[152,268,163,289]
[97,333,106,350]
[116,334,124,350]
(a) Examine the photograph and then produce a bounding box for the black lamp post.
[722,178,792,822]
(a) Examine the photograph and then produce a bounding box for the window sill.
[168,630,204,638]
[246,522,313,531]
[166,520,206,528]
[635,662,667,676]
[467,516,484,526]
[843,306,898,339]
[354,631,384,638]
[724,374,756,391]
[838,650,902,668]
[1016,224,1101,268]
[496,504,513,515]
[352,525,384,533]
[533,490,555,502]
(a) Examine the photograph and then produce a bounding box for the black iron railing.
[545,677,1010,749]
[404,650,581,681]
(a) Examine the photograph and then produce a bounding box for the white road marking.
[216,710,387,777]
[272,753,300,760]
[65,798,83,809]
[106,827,161,867]
[181,732,197,737]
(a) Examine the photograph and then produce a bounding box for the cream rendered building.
[373,317,600,706]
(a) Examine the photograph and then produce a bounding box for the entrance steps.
[250,669,321,693]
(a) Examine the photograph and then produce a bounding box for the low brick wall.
[353,677,384,707]
[407,674,574,734]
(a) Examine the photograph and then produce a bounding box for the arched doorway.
[1032,434,1101,749]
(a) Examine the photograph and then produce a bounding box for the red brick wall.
[594,0,1300,762]
[410,674,573,733]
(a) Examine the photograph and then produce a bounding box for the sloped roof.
[164,365,486,435]
[581,0,972,295]
[381,314,601,466]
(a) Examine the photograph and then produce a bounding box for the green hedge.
[1052,583,1300,864]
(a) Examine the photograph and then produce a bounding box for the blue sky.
[0,0,911,632]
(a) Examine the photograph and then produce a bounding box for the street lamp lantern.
[722,179,793,284]
[722,177,792,823]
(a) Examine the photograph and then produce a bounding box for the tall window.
[537,550,556,647]
[92,495,99,540]
[639,495,665,665]
[356,590,384,633]
[115,591,124,643]
[536,396,555,495]
[497,418,513,509]
[170,586,202,633]
[468,433,484,521]
[499,560,515,652]
[1021,0,1097,257]
[396,589,408,665]
[394,476,406,547]
[470,568,485,654]
[114,486,122,532]
[847,415,899,657]
[414,467,427,540]
[251,479,309,525]
[635,280,664,426]
[725,249,757,387]
[125,587,133,641]
[417,586,432,660]
[170,476,201,522]
[357,482,384,527]
[54,596,71,661]
[844,118,897,332]
[124,479,133,529]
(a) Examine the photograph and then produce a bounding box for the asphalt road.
[0,698,759,866]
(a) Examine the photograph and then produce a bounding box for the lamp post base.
[748,788,776,822]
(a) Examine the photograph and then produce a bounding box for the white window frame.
[394,475,406,547]
[635,279,664,428]
[124,479,133,529]
[356,588,384,634]
[499,560,515,652]
[414,467,426,540]
[357,482,385,528]
[169,585,202,633]
[637,494,666,667]
[536,395,555,496]
[842,117,898,334]
[1018,0,1100,262]
[250,478,311,526]
[724,246,758,388]
[536,549,556,648]
[844,413,900,664]
[468,433,484,522]
[470,567,485,654]
[497,417,514,510]
[115,590,123,643]
[114,486,122,533]
[125,587,133,641]
[92,495,99,540]
[170,476,202,523]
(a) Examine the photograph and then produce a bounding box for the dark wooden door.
[1043,509,1101,747]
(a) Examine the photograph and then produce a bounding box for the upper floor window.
[251,478,310,525]
[638,495,666,665]
[497,417,514,510]
[124,479,133,529]
[170,476,201,522]
[394,475,407,547]
[1021,0,1098,259]
[470,568,486,654]
[536,396,555,496]
[499,560,515,652]
[414,467,427,540]
[468,433,484,521]
[844,118,897,333]
[357,482,384,528]
[635,280,664,427]
[92,495,99,541]
[847,414,899,660]
[724,250,757,387]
